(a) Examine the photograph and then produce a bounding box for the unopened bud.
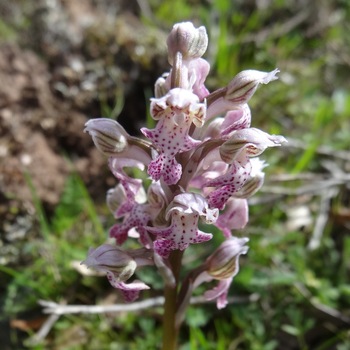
[82,244,136,282]
[225,69,279,105]
[84,118,129,156]
[167,22,208,65]
[206,237,249,280]
[220,128,286,164]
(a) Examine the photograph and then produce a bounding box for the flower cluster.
[82,22,286,308]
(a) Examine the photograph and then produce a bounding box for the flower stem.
[161,250,183,350]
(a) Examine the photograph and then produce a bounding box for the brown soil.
[0,0,168,248]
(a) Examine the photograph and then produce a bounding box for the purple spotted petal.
[220,104,251,136]
[106,272,150,302]
[110,204,152,247]
[206,161,251,210]
[141,88,205,184]
[153,238,175,259]
[141,118,201,185]
[205,160,250,188]
[214,198,249,238]
[148,215,212,257]
[204,279,232,309]
[152,226,212,258]
[147,153,182,185]
[189,149,228,190]
[147,197,213,258]
[108,157,146,216]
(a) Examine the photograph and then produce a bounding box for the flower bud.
[82,244,137,282]
[219,128,287,164]
[206,237,249,280]
[225,69,280,105]
[84,118,129,156]
[167,22,208,65]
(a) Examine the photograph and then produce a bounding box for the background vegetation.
[1,0,349,349]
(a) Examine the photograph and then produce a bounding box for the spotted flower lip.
[109,203,152,247]
[141,88,206,185]
[206,160,252,210]
[204,128,284,210]
[146,193,217,257]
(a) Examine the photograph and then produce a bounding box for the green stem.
[161,250,184,350]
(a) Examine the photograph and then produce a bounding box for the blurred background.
[0,0,349,349]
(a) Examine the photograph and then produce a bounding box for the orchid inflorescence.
[82,21,286,316]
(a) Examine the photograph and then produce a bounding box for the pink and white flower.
[83,21,286,307]
[147,193,218,257]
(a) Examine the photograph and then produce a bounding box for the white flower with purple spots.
[83,20,286,312]
[141,88,205,185]
[147,193,218,257]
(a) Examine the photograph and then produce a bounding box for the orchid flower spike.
[83,20,286,309]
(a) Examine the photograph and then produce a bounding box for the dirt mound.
[0,3,168,243]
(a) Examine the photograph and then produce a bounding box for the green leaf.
[281,324,300,336]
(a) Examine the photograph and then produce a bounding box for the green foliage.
[51,172,105,239]
[0,19,17,40]
[2,171,107,317]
